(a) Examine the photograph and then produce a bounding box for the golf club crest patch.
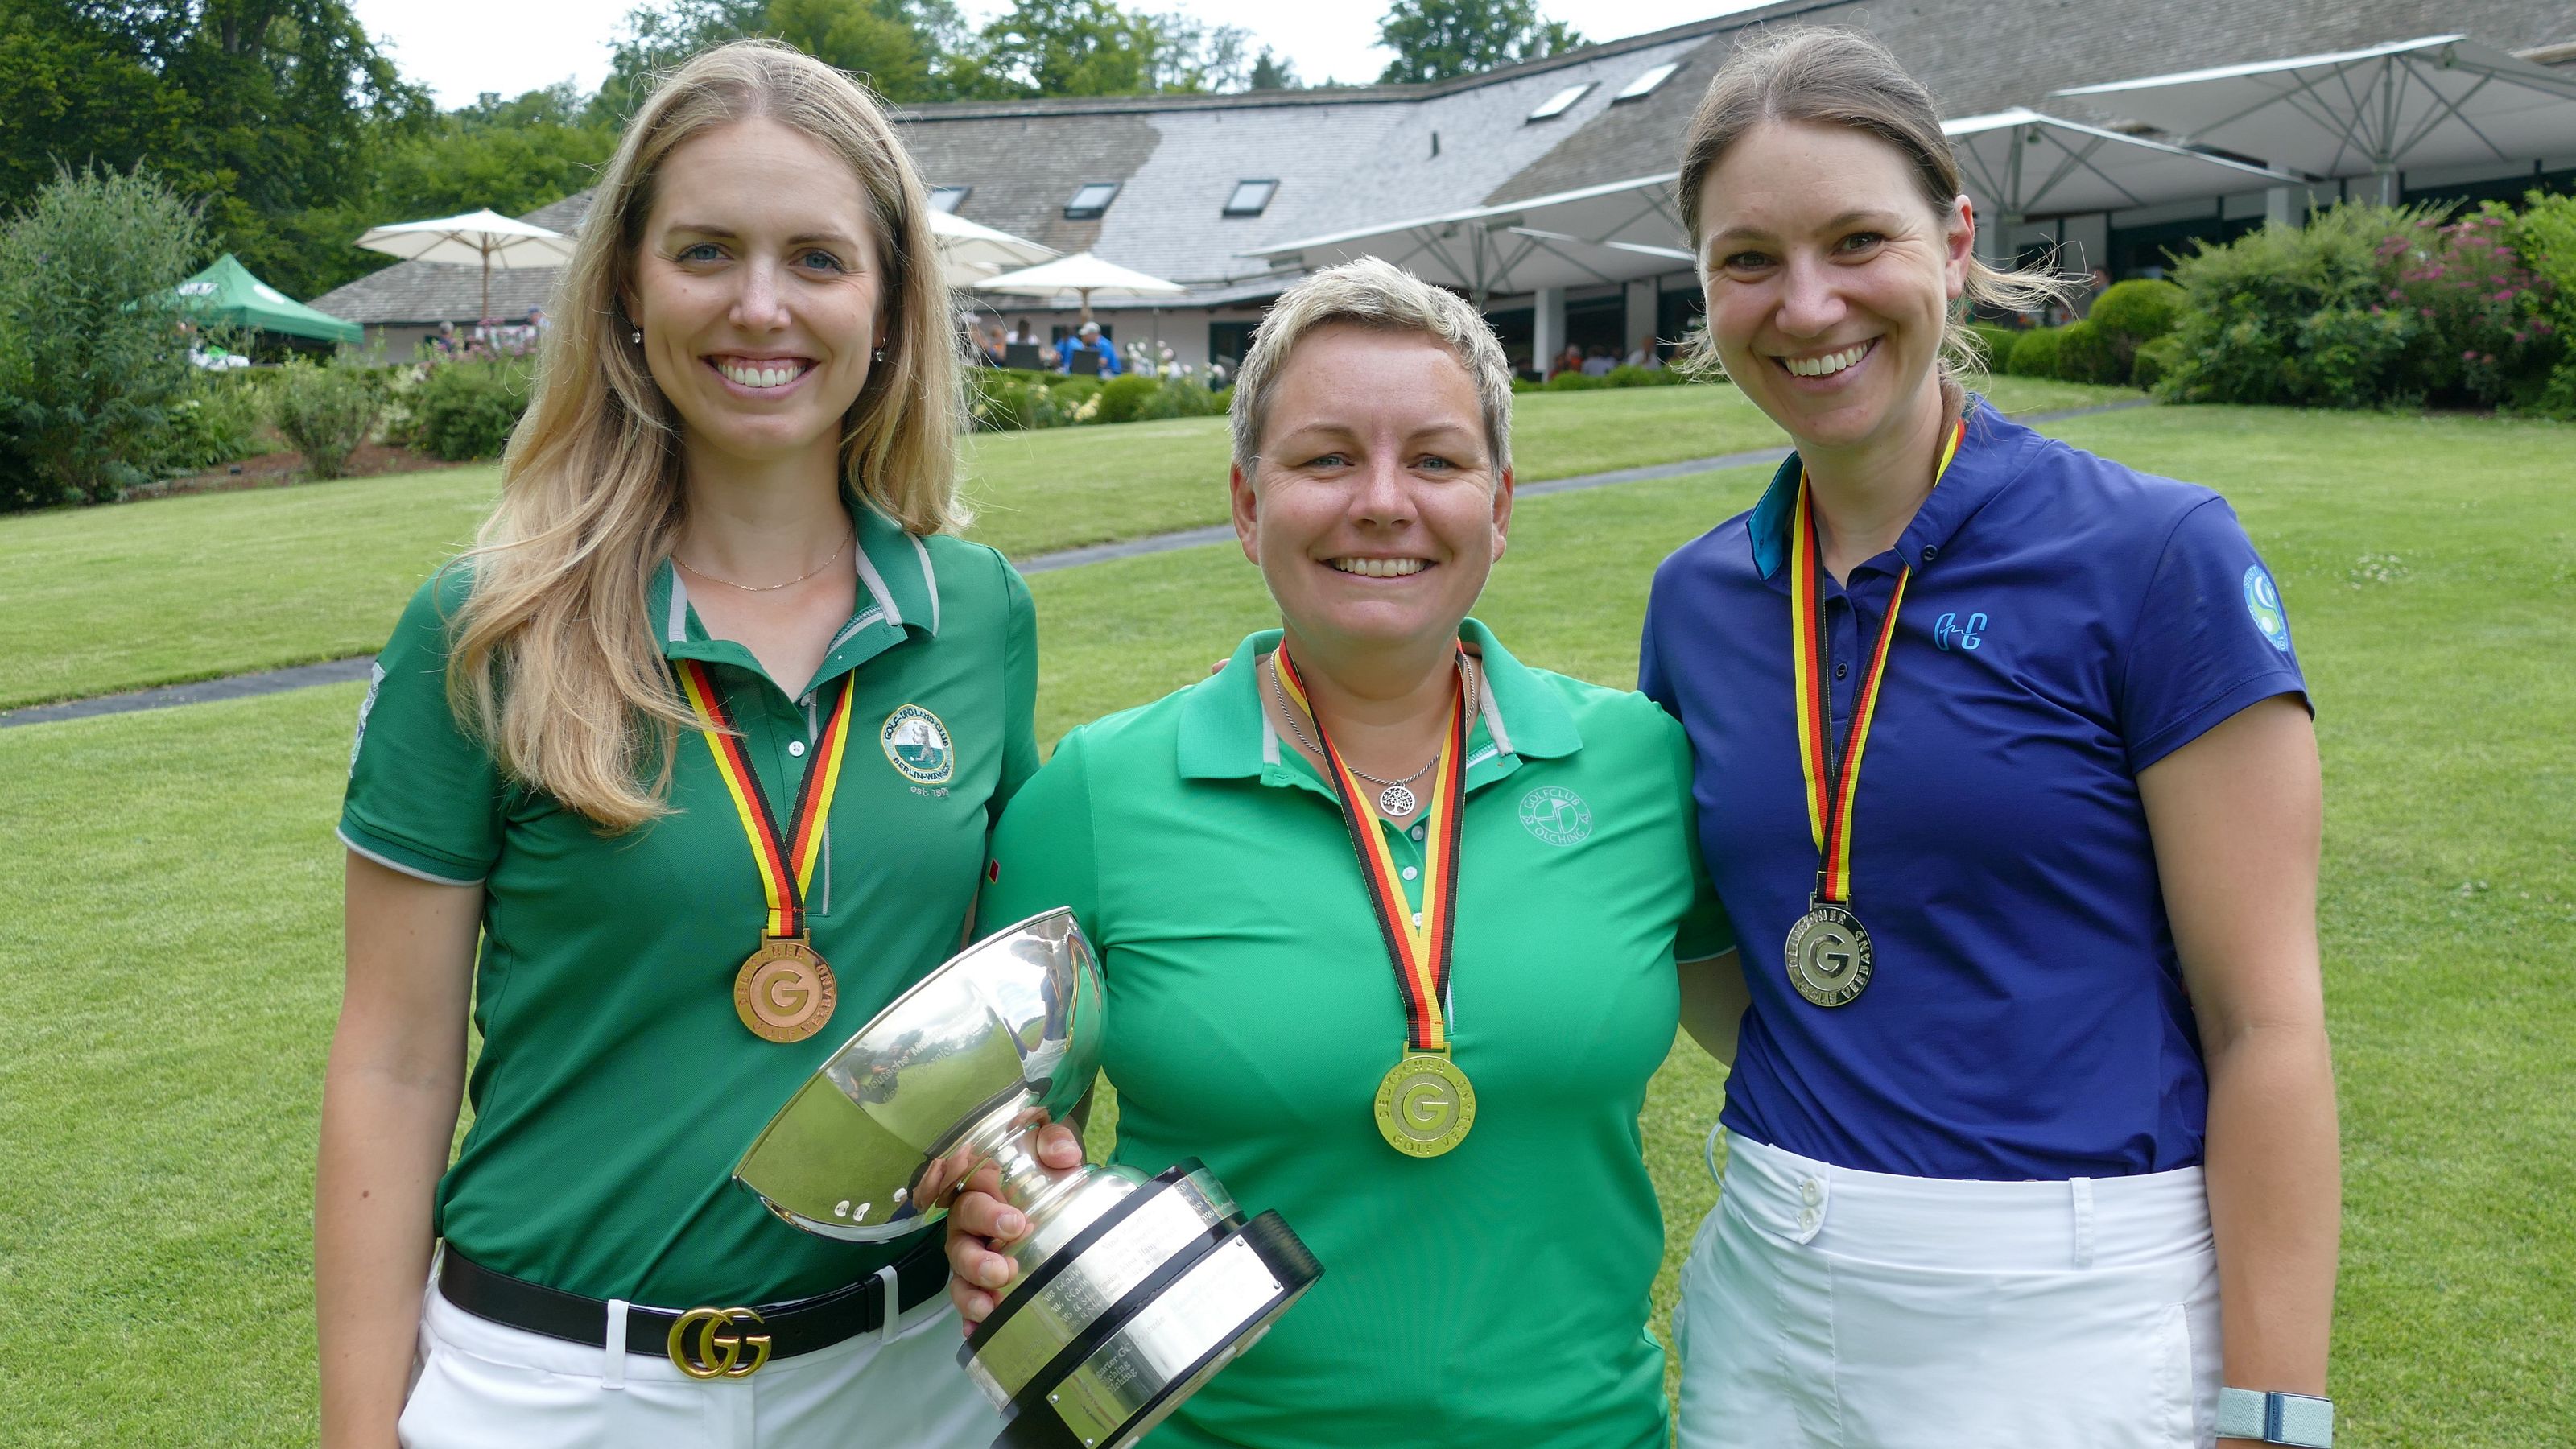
[881,704,955,785]
[2242,564,2292,653]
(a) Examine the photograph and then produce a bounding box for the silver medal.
[1784,902,1874,1007]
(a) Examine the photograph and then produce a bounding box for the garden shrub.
[1963,323,2021,374]
[2089,280,2184,349]
[2004,326,2065,378]
[0,165,202,507]
[2503,191,2576,416]
[268,358,381,479]
[1604,364,1687,387]
[1094,372,1162,424]
[1542,370,1608,391]
[2051,320,2126,385]
[2130,335,2186,393]
[415,360,534,460]
[162,369,268,470]
[1130,377,1225,421]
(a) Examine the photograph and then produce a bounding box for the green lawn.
[3,403,2566,1445]
[0,377,2133,709]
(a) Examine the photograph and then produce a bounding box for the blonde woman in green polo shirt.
[316,43,1034,1448]
[945,258,1739,1448]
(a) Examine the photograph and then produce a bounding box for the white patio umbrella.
[1946,109,2301,257]
[1247,172,1694,307]
[2054,35,2576,205]
[974,251,1182,321]
[929,210,1055,289]
[355,208,576,326]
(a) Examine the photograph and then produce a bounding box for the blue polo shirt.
[1640,398,2309,1180]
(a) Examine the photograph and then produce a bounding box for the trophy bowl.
[734,908,1322,1449]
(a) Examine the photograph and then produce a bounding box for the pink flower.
[2462,349,2478,361]
[2421,308,2436,318]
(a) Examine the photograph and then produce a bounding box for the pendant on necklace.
[1377,783,1418,817]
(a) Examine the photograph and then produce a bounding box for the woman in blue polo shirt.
[1645,31,2340,1449]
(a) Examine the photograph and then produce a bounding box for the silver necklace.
[1267,652,1480,819]
[674,526,853,592]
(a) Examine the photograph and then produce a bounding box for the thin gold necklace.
[674,526,853,593]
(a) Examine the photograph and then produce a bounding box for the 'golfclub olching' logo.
[1932,612,1985,651]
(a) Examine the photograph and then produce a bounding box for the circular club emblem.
[1517,785,1593,847]
[1783,904,1874,1008]
[880,704,954,784]
[1373,1053,1476,1158]
[2242,565,2292,653]
[734,939,838,1042]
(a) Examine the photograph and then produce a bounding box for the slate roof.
[313,2,2575,326]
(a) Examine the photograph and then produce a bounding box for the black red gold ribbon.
[1790,416,1964,905]
[676,660,857,941]
[1274,642,1463,1054]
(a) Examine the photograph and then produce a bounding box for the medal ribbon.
[1274,643,1465,1055]
[1791,417,1964,905]
[676,660,858,940]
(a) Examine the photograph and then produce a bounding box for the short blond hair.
[1231,257,1513,477]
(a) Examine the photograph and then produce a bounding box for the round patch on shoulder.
[1517,785,1592,847]
[881,704,955,784]
[2242,564,2292,653]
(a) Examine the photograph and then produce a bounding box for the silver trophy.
[734,908,1322,1449]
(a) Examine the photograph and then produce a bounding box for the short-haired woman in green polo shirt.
[947,257,1739,1448]
[316,43,1035,1448]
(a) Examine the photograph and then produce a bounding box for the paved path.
[0,398,2152,729]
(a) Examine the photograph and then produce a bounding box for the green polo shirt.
[339,498,1038,1307]
[977,621,1730,1449]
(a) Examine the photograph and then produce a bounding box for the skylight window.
[928,185,970,213]
[1527,82,1592,122]
[1222,180,1278,217]
[1063,182,1120,220]
[1613,62,1678,102]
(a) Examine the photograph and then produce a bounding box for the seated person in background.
[978,324,1006,367]
[427,320,460,358]
[1037,342,1060,369]
[1624,335,1663,369]
[1006,316,1038,345]
[1057,320,1121,376]
[1580,345,1616,378]
[1548,343,1584,379]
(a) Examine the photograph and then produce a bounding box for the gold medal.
[734,936,840,1042]
[1373,1052,1476,1157]
[1783,902,1873,1008]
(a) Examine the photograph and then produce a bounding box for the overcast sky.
[350,0,1765,108]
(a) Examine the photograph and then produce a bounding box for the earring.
[873,347,886,362]
[631,326,643,345]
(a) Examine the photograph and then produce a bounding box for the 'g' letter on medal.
[1374,1053,1476,1157]
[735,937,839,1042]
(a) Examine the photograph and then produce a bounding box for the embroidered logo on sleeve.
[349,660,386,777]
[2242,565,2293,653]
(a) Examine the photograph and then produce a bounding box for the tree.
[1247,47,1301,91]
[1376,0,1583,85]
[599,0,976,112]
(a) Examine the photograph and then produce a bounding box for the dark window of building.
[1208,320,1258,371]
[1064,182,1120,220]
[1223,180,1278,217]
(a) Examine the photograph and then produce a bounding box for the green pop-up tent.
[171,254,362,345]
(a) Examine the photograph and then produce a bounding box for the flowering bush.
[2380,208,2559,407]
[2500,192,2576,418]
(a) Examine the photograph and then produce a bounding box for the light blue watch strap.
[2218,1388,2333,1447]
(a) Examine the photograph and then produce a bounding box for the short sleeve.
[976,728,1100,946]
[991,553,1042,825]
[2120,496,2311,773]
[1637,596,1673,715]
[337,571,504,885]
[1662,710,1735,961]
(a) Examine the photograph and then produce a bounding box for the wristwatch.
[2218,1388,2334,1447]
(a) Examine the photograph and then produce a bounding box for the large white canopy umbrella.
[1245,172,1694,306]
[974,251,1182,321]
[1946,108,2301,252]
[930,210,1055,289]
[2055,35,2576,204]
[355,208,576,325]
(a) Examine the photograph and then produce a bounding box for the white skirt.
[1675,1132,2222,1449]
[398,1259,994,1449]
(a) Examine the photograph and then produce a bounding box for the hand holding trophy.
[733,908,1322,1449]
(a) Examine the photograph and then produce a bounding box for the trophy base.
[963,1162,1322,1449]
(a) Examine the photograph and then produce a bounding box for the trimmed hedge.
[414,361,533,461]
[2090,280,2184,348]
[1965,323,2021,373]
[2130,335,2186,393]
[2004,326,2065,378]
[2053,320,2127,386]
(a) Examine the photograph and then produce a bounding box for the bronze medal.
[734,936,840,1042]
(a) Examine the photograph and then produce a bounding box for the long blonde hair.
[448,40,964,830]
[1675,27,2071,378]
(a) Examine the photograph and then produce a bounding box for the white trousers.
[398,1265,995,1449]
[1675,1133,2222,1449]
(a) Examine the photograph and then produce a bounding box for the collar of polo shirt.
[1176,617,1582,786]
[1745,394,2046,581]
[649,493,943,677]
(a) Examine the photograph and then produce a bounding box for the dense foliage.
[967,366,1224,430]
[1376,0,1583,85]
[411,360,536,461]
[266,357,380,478]
[0,167,204,507]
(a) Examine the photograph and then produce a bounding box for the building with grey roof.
[313,1,2574,369]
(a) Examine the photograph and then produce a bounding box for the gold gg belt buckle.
[667,1305,771,1379]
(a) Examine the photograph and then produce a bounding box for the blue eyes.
[670,244,848,273]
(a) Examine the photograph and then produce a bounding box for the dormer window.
[928,185,970,213]
[1223,180,1278,217]
[1064,182,1120,220]
[1613,63,1678,102]
[1527,82,1592,122]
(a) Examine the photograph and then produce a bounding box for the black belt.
[436,1236,952,1378]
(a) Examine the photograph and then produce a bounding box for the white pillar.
[2266,186,2296,228]
[1533,287,1565,370]
[1624,279,1657,357]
